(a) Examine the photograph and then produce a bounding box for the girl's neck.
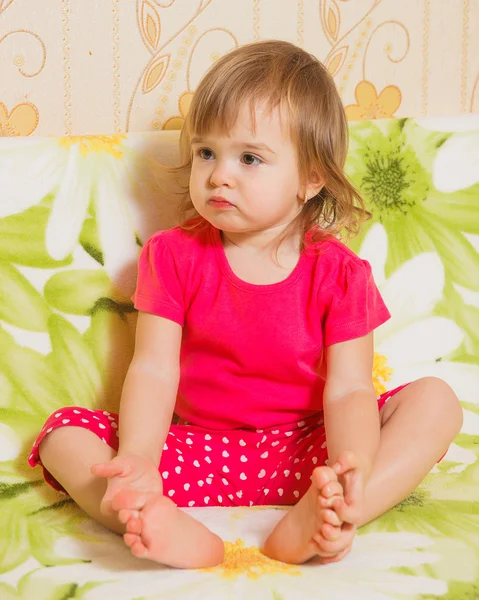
[220,227,302,276]
[220,223,299,256]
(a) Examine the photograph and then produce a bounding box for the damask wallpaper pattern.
[0,0,478,136]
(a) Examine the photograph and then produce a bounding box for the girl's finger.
[335,451,360,474]
[332,497,360,523]
[111,489,148,512]
[343,471,361,505]
[118,508,140,524]
[91,460,126,478]
[331,461,342,475]
[331,497,349,521]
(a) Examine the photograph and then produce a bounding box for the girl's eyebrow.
[240,142,276,155]
[190,137,276,155]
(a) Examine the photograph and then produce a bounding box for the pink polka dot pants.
[29,385,409,508]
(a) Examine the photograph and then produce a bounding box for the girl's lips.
[209,197,235,208]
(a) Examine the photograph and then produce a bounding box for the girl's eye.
[242,153,262,166]
[197,148,214,160]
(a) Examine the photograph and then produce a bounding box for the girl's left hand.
[315,451,366,564]
[328,450,367,525]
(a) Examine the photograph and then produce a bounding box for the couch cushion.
[0,116,478,596]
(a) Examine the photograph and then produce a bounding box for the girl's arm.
[322,332,380,480]
[117,311,182,464]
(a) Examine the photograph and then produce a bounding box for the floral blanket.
[0,116,478,599]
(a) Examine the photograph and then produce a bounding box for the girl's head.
[176,40,369,245]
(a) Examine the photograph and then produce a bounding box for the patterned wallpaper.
[0,0,478,137]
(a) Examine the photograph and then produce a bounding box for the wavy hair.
[163,39,370,248]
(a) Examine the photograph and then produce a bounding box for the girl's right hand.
[91,453,163,517]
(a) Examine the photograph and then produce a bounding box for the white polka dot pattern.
[28,385,409,506]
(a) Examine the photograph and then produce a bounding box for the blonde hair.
[168,39,369,248]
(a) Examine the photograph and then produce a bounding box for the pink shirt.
[133,219,390,430]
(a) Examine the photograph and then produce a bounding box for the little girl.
[29,40,462,569]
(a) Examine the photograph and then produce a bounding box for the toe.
[126,516,142,534]
[123,532,141,548]
[320,522,341,542]
[321,508,342,527]
[318,494,338,509]
[130,540,148,558]
[313,534,343,555]
[312,466,338,490]
[321,545,352,565]
[320,480,343,499]
[314,523,356,555]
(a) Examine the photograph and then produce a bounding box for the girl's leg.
[314,376,464,563]
[39,426,123,533]
[39,426,225,568]
[263,376,463,563]
[359,376,463,525]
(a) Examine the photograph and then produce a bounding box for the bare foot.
[321,543,352,565]
[113,490,225,569]
[317,451,364,564]
[320,544,352,565]
[262,466,344,564]
[92,453,163,518]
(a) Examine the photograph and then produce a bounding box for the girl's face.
[189,103,307,237]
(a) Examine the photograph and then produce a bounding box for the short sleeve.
[132,234,185,326]
[323,257,390,346]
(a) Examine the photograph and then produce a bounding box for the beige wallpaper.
[1,0,478,137]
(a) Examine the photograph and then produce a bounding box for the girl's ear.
[303,171,326,203]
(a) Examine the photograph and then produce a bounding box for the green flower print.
[37,523,448,600]
[0,330,93,574]
[0,164,137,572]
[0,203,72,269]
[0,476,89,573]
[383,475,479,546]
[420,578,479,600]
[360,463,479,589]
[345,119,479,292]
[0,569,105,599]
[0,304,132,571]
[434,281,479,372]
[0,135,140,279]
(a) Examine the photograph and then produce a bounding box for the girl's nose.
[209,160,235,188]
